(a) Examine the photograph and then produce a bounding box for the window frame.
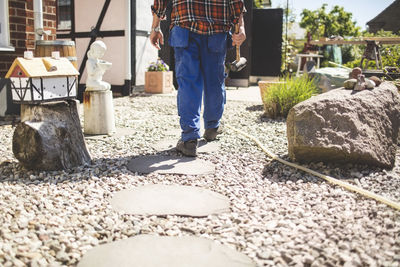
[56,0,73,31]
[0,0,14,51]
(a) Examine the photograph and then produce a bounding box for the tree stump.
[12,100,91,171]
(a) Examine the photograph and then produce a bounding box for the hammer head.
[229,57,247,72]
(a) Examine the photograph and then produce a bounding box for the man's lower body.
[170,26,227,156]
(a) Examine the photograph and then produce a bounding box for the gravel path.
[0,92,399,266]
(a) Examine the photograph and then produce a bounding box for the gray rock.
[56,251,69,263]
[365,79,376,89]
[110,184,230,217]
[343,79,357,89]
[287,82,400,168]
[78,235,256,267]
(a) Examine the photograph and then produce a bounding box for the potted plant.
[145,58,173,94]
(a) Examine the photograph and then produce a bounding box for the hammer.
[229,24,247,72]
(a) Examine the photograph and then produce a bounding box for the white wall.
[0,80,7,116]
[135,0,158,85]
[74,0,127,86]
[72,0,158,86]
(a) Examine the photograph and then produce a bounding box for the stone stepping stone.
[78,235,256,267]
[128,155,215,175]
[110,184,230,217]
[153,139,220,153]
[85,127,136,140]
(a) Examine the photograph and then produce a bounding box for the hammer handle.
[235,24,240,62]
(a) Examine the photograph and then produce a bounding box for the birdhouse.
[5,51,79,103]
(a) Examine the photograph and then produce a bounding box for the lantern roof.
[5,57,79,78]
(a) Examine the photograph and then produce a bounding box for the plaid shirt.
[152,0,245,35]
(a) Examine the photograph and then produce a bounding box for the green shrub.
[263,75,319,118]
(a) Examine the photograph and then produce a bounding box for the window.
[57,0,72,30]
[0,0,14,51]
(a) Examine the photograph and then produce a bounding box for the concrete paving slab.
[85,127,136,140]
[110,184,230,217]
[78,235,256,267]
[225,86,262,103]
[128,155,215,175]
[153,139,219,153]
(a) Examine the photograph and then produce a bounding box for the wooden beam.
[310,37,400,45]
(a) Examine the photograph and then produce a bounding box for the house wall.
[0,0,57,77]
[72,0,157,87]
[74,0,128,86]
[135,0,158,86]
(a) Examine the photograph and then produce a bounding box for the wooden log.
[13,100,91,171]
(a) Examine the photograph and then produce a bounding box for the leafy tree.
[300,4,360,39]
[253,0,270,8]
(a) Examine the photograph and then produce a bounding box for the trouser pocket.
[207,33,228,53]
[168,26,189,48]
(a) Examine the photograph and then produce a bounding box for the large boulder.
[287,82,400,168]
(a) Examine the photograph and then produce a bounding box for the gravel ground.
[0,92,399,266]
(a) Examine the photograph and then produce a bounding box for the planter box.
[258,80,284,118]
[145,71,173,94]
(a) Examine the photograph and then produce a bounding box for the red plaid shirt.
[152,0,245,35]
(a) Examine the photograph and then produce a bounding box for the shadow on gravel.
[0,146,192,185]
[261,155,384,184]
[245,104,264,112]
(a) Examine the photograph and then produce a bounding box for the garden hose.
[226,124,400,211]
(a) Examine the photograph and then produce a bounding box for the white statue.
[86,40,112,91]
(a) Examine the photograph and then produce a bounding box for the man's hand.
[232,25,246,47]
[150,30,164,50]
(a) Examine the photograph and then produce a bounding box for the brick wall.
[0,0,57,77]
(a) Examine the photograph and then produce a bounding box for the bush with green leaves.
[263,75,319,118]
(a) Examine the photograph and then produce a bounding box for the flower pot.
[145,71,173,94]
[258,80,284,118]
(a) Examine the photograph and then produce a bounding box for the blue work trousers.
[169,26,227,141]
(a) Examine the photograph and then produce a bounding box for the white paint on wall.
[136,0,153,31]
[125,0,131,81]
[74,0,126,86]
[0,81,7,116]
[136,36,157,85]
[11,78,31,101]
[101,0,125,31]
[40,77,77,99]
[134,0,159,85]
[10,77,77,102]
[71,0,160,87]
[74,0,101,32]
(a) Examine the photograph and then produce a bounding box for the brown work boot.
[176,139,198,157]
[203,126,223,142]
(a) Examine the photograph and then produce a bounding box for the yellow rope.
[226,124,400,211]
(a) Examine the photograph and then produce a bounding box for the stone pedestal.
[83,90,115,135]
[13,100,91,171]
